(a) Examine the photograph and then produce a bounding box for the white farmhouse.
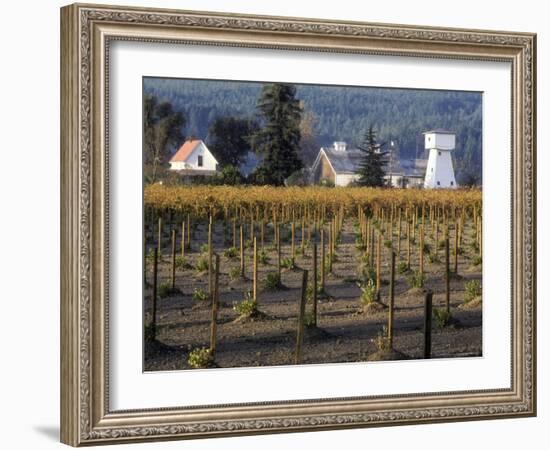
[169,139,219,176]
[423,130,458,189]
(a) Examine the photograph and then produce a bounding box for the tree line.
[144,78,481,186]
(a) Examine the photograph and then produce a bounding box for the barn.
[310,141,363,186]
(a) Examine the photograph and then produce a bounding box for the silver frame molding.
[60,3,536,446]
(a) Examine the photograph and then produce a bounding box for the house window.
[431,167,433,172]
[438,151,442,156]
[450,181,454,186]
[437,181,440,186]
[198,155,203,167]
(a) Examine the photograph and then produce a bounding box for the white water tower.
[423,130,458,189]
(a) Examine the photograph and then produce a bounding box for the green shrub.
[223,246,238,258]
[233,292,258,317]
[358,279,377,305]
[422,242,432,255]
[259,250,270,265]
[383,239,392,248]
[195,256,209,272]
[359,265,376,284]
[192,287,209,303]
[408,271,425,289]
[187,347,214,369]
[280,256,295,270]
[263,272,281,291]
[303,311,316,327]
[200,243,210,254]
[158,282,171,299]
[374,326,391,352]
[427,252,440,264]
[472,255,482,266]
[229,266,241,280]
[175,255,192,270]
[433,308,452,329]
[465,279,482,302]
[397,261,409,274]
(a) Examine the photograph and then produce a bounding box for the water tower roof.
[423,129,455,135]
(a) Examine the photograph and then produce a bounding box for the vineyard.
[143,185,483,370]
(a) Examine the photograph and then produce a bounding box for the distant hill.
[143,77,482,184]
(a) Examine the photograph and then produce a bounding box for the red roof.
[169,139,201,163]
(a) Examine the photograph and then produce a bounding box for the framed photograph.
[60,3,537,446]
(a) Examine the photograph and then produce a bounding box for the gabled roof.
[317,147,364,175]
[169,139,201,163]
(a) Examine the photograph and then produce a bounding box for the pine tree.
[355,126,387,187]
[250,84,303,185]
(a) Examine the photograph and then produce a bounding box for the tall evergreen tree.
[355,126,387,187]
[207,116,256,168]
[250,84,303,185]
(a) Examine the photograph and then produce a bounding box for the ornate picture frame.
[60,3,536,446]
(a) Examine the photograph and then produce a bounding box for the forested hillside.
[143,77,482,184]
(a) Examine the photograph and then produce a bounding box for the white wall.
[424,149,458,188]
[0,1,547,450]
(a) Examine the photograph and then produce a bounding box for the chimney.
[333,141,347,151]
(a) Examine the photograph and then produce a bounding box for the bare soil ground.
[144,219,482,371]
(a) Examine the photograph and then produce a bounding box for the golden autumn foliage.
[144,184,481,219]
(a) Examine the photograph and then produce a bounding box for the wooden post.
[232,218,237,248]
[240,225,245,278]
[210,254,220,355]
[320,228,326,291]
[376,231,381,299]
[423,290,433,359]
[277,223,282,281]
[370,226,375,269]
[291,221,296,259]
[328,222,333,273]
[181,220,189,258]
[261,220,265,251]
[186,213,191,250]
[312,243,318,327]
[407,221,411,270]
[301,217,305,255]
[157,216,162,258]
[445,236,450,314]
[295,269,308,365]
[208,216,213,300]
[397,210,402,256]
[419,222,424,274]
[253,237,258,302]
[151,247,158,340]
[170,229,176,290]
[454,220,459,274]
[388,251,396,349]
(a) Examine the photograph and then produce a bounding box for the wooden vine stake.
[253,237,258,302]
[240,225,245,278]
[170,229,176,290]
[445,236,451,314]
[295,269,309,365]
[454,220,459,274]
[209,254,220,356]
[151,247,158,340]
[157,216,162,259]
[320,228,326,291]
[208,216,213,300]
[423,290,433,359]
[181,221,186,258]
[388,251,396,349]
[376,231,381,301]
[277,223,282,281]
[312,243,318,327]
